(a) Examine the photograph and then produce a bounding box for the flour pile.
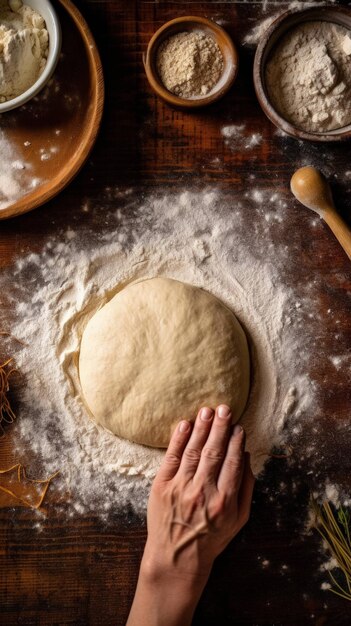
[0,0,48,102]
[2,189,323,519]
[156,31,224,98]
[266,21,351,132]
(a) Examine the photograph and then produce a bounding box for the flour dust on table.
[2,187,340,520]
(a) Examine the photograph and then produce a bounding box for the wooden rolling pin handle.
[323,206,351,260]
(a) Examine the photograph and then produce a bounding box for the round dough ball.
[79,277,250,448]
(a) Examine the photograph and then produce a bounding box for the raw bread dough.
[79,277,250,448]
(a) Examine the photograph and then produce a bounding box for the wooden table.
[1,1,351,624]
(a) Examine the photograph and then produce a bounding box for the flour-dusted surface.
[2,186,344,520]
[0,129,41,209]
[1,4,351,624]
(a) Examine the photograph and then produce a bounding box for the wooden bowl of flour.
[253,6,351,142]
[144,16,238,108]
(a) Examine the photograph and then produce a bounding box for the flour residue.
[0,129,40,209]
[242,1,338,47]
[0,188,324,519]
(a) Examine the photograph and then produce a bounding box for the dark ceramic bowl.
[253,7,351,142]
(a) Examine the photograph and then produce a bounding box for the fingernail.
[200,407,213,421]
[233,424,243,437]
[179,420,190,433]
[217,404,231,419]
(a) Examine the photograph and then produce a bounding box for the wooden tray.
[0,0,104,220]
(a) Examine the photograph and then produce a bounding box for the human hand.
[142,404,255,584]
[127,405,255,626]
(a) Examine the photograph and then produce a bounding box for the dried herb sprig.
[311,498,351,601]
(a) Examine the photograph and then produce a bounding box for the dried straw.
[0,357,18,436]
[311,498,351,601]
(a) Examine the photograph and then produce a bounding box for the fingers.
[177,406,214,477]
[237,452,255,526]
[156,405,253,495]
[156,420,192,482]
[217,424,245,494]
[194,404,233,483]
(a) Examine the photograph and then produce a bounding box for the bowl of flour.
[144,16,238,108]
[0,0,61,113]
[253,7,351,142]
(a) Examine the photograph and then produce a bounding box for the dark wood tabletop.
[1,1,351,625]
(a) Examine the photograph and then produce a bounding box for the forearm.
[127,408,254,625]
[126,556,211,626]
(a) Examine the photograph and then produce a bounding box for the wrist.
[129,552,210,626]
[140,540,213,591]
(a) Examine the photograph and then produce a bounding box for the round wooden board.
[0,0,104,220]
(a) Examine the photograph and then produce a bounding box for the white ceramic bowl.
[0,0,62,113]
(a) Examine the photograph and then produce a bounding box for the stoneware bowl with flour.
[0,0,61,114]
[144,16,238,108]
[253,7,351,142]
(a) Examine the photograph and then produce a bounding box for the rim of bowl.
[253,6,351,142]
[0,0,62,114]
[144,16,239,108]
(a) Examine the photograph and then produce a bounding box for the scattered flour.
[0,129,41,209]
[221,124,246,139]
[0,75,66,210]
[245,133,263,149]
[2,186,340,521]
[321,582,332,590]
[242,2,337,47]
[243,14,279,47]
[221,124,263,150]
[39,146,58,161]
[320,556,339,572]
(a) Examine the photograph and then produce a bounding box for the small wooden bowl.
[144,16,238,108]
[253,7,351,142]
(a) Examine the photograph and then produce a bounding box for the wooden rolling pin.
[290,166,351,260]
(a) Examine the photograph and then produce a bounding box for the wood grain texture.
[1,1,351,625]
